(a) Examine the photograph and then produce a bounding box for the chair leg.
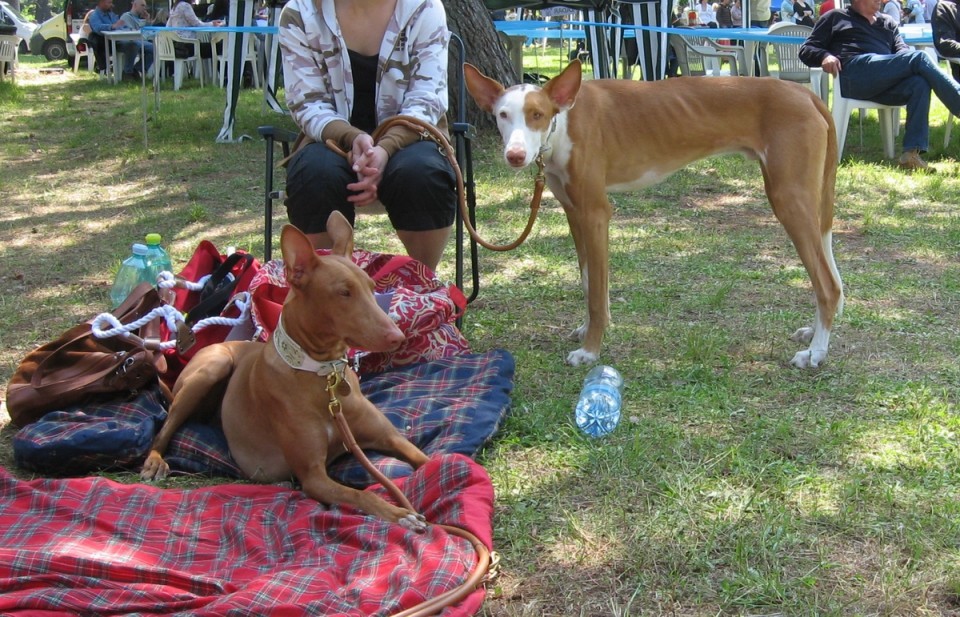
[878,109,897,159]
[946,114,954,149]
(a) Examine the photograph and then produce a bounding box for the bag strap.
[186,252,254,324]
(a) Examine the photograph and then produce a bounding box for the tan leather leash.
[324,367,496,617]
[325,115,543,252]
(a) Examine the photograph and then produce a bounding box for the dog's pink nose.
[506,148,527,167]
[383,324,405,350]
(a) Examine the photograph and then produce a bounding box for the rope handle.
[90,291,253,351]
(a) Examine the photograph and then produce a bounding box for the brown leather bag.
[6,283,168,428]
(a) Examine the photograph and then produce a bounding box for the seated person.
[277,0,455,272]
[933,0,960,81]
[799,0,960,170]
[119,0,149,30]
[167,0,223,59]
[88,0,154,79]
[78,9,107,72]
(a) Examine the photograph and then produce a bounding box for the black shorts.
[284,139,456,233]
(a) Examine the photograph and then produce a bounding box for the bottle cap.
[145,233,162,245]
[132,243,149,255]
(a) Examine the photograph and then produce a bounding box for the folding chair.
[258,33,480,314]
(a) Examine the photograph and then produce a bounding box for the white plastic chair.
[668,32,742,76]
[831,75,902,159]
[767,22,828,102]
[0,34,19,82]
[212,31,260,88]
[154,30,203,91]
[71,34,97,73]
[940,56,960,148]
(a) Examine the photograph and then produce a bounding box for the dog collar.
[538,115,558,157]
[272,315,347,376]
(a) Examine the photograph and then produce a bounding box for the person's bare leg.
[397,227,452,272]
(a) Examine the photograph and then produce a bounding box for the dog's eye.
[338,288,351,298]
[498,111,507,119]
[532,111,543,120]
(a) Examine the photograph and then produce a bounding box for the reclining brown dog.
[141,212,430,531]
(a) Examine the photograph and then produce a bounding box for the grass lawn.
[4,47,960,615]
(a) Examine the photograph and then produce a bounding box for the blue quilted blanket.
[14,349,515,485]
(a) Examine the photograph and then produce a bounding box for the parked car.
[30,11,68,60]
[0,0,37,53]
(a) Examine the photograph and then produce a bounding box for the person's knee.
[379,144,456,231]
[284,143,356,233]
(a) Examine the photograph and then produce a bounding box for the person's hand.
[347,134,388,207]
[822,54,841,76]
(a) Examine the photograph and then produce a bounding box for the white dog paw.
[399,512,428,534]
[790,327,815,345]
[790,349,826,369]
[566,348,598,366]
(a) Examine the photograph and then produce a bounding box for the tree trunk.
[444,0,516,132]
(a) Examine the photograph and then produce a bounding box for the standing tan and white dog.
[464,60,844,368]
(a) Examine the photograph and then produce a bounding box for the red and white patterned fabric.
[250,250,470,374]
[0,453,493,616]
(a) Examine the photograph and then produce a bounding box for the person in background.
[781,0,796,23]
[751,0,771,75]
[166,0,223,60]
[695,0,718,25]
[933,0,960,80]
[800,0,960,170]
[88,0,154,79]
[904,0,926,22]
[732,0,744,26]
[925,0,936,21]
[119,0,148,30]
[882,0,903,23]
[277,0,456,272]
[794,0,817,24]
[717,0,735,27]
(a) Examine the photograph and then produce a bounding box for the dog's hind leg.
[761,154,843,368]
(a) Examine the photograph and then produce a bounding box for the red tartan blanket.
[0,453,492,616]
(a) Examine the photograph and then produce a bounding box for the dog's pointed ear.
[280,224,318,290]
[543,60,582,110]
[463,63,506,113]
[326,211,355,258]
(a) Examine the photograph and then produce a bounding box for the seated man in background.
[88,0,154,79]
[800,0,960,170]
[933,0,960,81]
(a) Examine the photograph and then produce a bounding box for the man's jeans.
[118,40,154,74]
[841,51,960,152]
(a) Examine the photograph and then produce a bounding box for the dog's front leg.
[141,345,238,481]
[300,469,428,533]
[563,193,612,366]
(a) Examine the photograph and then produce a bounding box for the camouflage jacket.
[279,0,450,157]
